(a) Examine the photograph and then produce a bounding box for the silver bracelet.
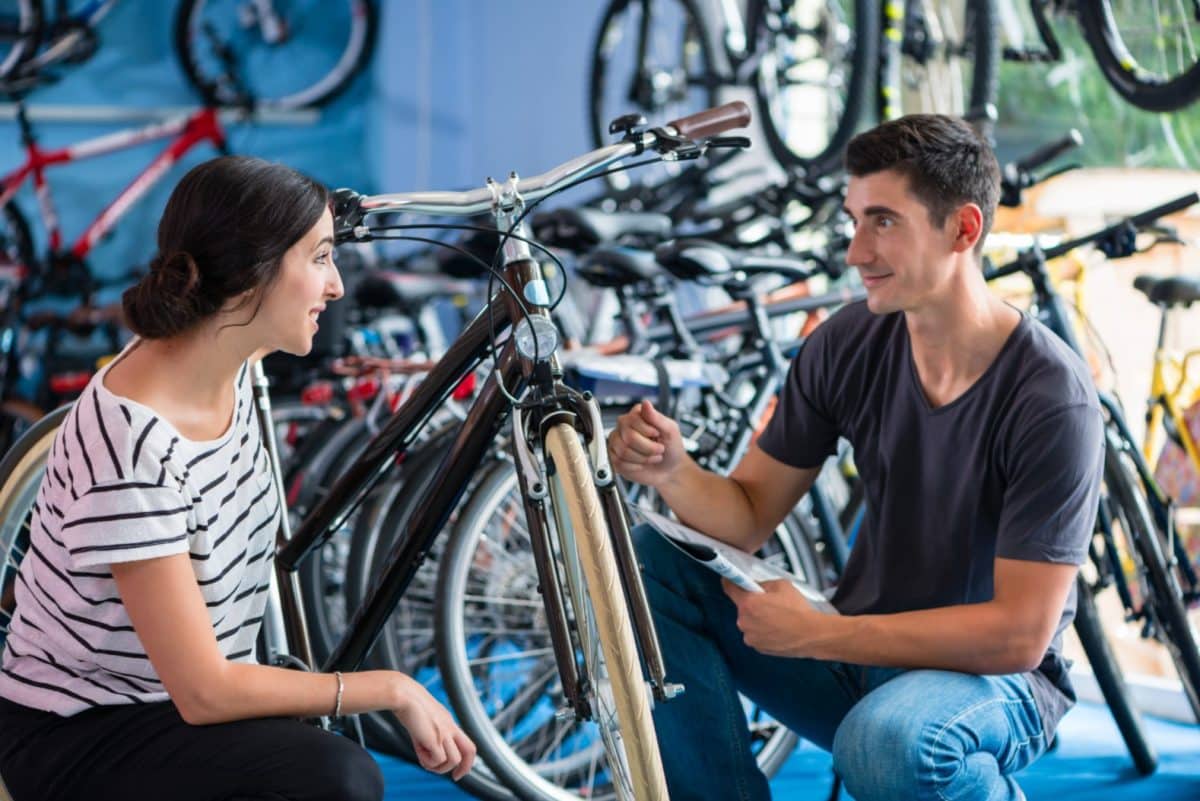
[333,670,344,718]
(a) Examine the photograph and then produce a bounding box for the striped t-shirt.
[0,346,281,715]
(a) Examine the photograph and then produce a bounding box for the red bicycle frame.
[0,106,227,262]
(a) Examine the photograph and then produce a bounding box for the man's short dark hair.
[844,115,1000,254]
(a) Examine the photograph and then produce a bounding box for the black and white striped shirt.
[0,348,281,715]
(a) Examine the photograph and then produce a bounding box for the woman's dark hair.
[844,114,1000,255]
[123,155,329,339]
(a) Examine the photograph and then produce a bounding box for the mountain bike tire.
[1071,572,1158,775]
[876,0,997,135]
[1077,1,1200,114]
[1102,434,1200,724]
[753,0,878,176]
[589,0,718,149]
[173,0,376,111]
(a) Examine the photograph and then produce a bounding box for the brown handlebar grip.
[666,101,752,140]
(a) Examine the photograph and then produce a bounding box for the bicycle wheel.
[0,0,40,81]
[0,405,68,646]
[753,0,877,176]
[877,0,997,133]
[1071,572,1158,775]
[174,0,376,110]
[589,0,717,148]
[1102,429,1200,723]
[1078,0,1200,113]
[438,458,817,800]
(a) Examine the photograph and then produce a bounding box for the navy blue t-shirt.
[757,301,1103,735]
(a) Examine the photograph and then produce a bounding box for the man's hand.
[723,579,830,658]
[607,400,686,487]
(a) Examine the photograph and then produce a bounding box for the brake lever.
[332,188,368,243]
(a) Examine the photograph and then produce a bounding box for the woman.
[0,156,474,801]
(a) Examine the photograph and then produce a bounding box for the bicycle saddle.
[1132,274,1200,307]
[354,269,476,310]
[532,207,672,250]
[576,246,663,288]
[654,239,815,283]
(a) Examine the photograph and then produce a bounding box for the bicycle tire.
[544,422,667,800]
[1077,0,1200,114]
[173,0,377,111]
[753,0,878,176]
[1071,572,1158,775]
[1103,433,1200,724]
[0,405,68,644]
[876,0,997,134]
[0,0,41,82]
[588,0,718,149]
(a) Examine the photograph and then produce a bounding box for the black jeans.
[0,696,384,801]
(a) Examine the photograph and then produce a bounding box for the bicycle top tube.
[350,102,751,221]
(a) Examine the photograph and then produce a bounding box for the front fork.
[509,388,674,722]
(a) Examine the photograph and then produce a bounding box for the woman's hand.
[392,674,477,780]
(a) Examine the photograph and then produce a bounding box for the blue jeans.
[634,525,1050,801]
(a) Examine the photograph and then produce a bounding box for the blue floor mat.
[376,702,1200,799]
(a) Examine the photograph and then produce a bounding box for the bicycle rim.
[589,0,717,148]
[175,0,374,110]
[753,0,876,175]
[1078,0,1200,113]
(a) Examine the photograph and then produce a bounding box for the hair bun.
[122,251,211,339]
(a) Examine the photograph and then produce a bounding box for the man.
[608,114,1103,800]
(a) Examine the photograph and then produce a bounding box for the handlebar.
[999,129,1082,208]
[1015,129,1082,175]
[986,192,1199,280]
[335,103,752,238]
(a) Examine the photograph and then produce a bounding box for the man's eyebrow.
[841,205,903,220]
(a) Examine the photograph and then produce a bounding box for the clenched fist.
[606,400,686,488]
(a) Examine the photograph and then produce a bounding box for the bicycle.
[880,0,1200,128]
[589,0,878,177]
[0,1,376,110]
[0,91,229,448]
[986,192,1200,771]
[0,101,755,801]
[1133,273,1200,510]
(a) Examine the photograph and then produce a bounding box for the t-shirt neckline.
[903,308,1029,416]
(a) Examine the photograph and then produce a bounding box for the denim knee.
[832,698,930,801]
